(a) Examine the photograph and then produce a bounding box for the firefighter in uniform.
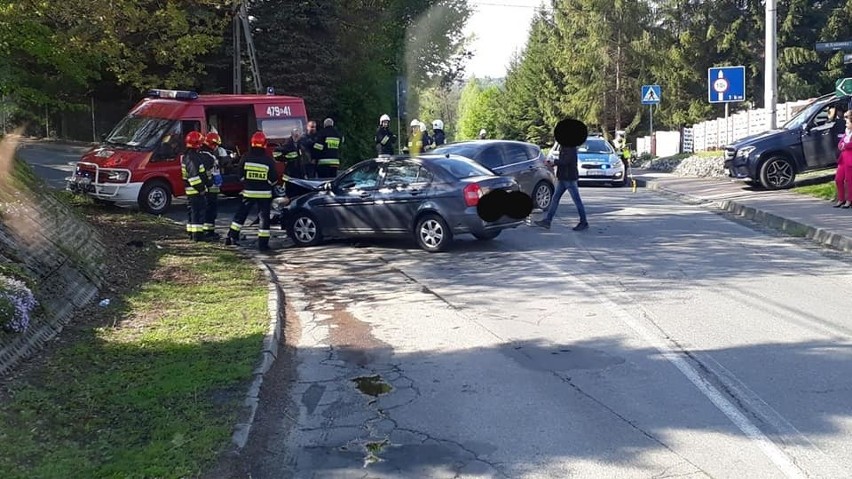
[299,120,319,178]
[403,119,425,155]
[181,131,213,241]
[420,121,434,151]
[375,114,396,157]
[200,132,225,238]
[314,118,342,178]
[225,131,277,251]
[278,128,308,179]
[432,119,446,147]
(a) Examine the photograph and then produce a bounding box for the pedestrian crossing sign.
[641,85,661,105]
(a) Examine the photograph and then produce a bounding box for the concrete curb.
[231,257,284,450]
[635,177,852,254]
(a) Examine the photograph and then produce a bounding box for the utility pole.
[765,0,777,130]
[232,0,262,94]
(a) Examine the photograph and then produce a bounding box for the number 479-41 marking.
[266,106,292,117]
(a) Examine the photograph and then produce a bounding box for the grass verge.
[0,204,270,478]
[793,180,836,201]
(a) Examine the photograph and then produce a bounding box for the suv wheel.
[759,156,795,190]
[414,213,453,252]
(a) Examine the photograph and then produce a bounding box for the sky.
[462,0,548,79]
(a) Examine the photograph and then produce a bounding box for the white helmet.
[410,119,420,127]
[432,119,444,130]
[379,114,390,124]
[419,121,427,132]
[479,128,487,136]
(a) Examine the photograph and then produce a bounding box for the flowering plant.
[0,274,37,333]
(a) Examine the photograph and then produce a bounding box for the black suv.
[725,93,851,189]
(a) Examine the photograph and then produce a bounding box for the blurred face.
[845,113,852,126]
[307,122,316,134]
[292,129,301,141]
[381,120,389,128]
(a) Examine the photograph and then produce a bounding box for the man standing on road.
[181,131,213,241]
[200,132,225,239]
[299,120,319,178]
[534,142,588,231]
[314,118,342,178]
[226,131,278,251]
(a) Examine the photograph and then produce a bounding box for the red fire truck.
[66,89,309,214]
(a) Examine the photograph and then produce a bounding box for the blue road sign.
[641,85,661,105]
[708,66,746,103]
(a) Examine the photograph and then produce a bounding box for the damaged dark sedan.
[277,154,527,252]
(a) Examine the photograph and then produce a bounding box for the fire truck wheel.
[139,180,172,215]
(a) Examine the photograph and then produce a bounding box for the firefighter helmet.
[432,119,444,130]
[250,131,267,148]
[419,121,427,132]
[204,132,221,149]
[185,130,204,149]
[410,119,419,127]
[379,114,391,124]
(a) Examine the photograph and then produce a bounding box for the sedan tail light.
[463,183,482,207]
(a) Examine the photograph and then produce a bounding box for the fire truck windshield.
[104,115,175,150]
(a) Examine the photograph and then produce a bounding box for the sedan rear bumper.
[450,207,526,235]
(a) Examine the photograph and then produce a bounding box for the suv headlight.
[736,146,755,158]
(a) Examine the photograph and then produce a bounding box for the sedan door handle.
[360,191,372,198]
[409,189,422,195]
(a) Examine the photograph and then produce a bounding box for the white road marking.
[520,247,809,479]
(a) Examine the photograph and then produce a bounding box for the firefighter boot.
[225,229,240,246]
[258,236,271,252]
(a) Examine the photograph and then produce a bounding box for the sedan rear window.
[432,144,480,159]
[430,158,494,178]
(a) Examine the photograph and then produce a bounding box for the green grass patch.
[695,149,724,157]
[0,213,270,478]
[793,180,836,201]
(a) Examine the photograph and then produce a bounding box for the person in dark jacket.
[299,120,319,178]
[534,142,588,230]
[314,118,342,178]
[431,119,446,147]
[226,131,278,251]
[375,114,396,156]
[278,128,308,179]
[199,131,225,239]
[181,130,213,241]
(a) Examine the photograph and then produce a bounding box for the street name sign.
[641,85,661,105]
[816,41,852,52]
[708,66,746,103]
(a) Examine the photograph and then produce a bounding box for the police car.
[547,134,627,187]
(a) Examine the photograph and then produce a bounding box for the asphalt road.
[17,140,852,478]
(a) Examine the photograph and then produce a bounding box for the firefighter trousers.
[187,194,207,241]
[203,191,219,235]
[316,164,338,179]
[228,197,272,250]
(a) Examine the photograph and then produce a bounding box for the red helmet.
[250,131,267,148]
[185,130,204,149]
[204,132,221,149]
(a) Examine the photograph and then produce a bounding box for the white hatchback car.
[547,136,627,187]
